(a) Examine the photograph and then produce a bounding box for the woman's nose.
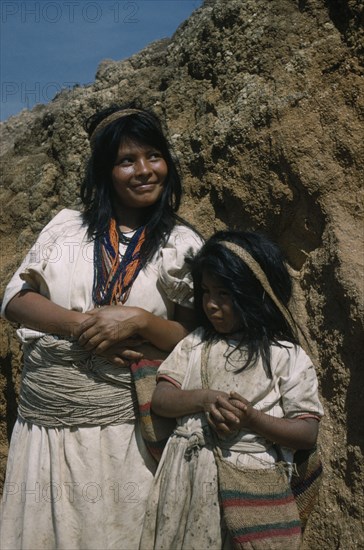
[135,158,152,177]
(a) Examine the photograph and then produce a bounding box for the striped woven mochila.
[290,447,323,530]
[130,359,176,462]
[215,453,302,549]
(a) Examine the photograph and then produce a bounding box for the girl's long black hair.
[81,103,183,263]
[189,231,299,376]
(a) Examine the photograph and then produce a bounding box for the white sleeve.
[1,209,82,319]
[158,225,203,309]
[278,345,324,419]
[157,330,202,386]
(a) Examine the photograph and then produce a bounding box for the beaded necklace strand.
[93,218,146,306]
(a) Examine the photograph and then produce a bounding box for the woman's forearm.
[136,303,196,351]
[5,290,89,338]
[75,305,192,353]
[137,310,189,351]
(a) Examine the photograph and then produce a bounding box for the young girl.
[140,231,324,550]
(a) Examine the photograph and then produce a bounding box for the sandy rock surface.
[1,0,363,547]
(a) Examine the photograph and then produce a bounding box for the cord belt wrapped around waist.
[18,335,138,427]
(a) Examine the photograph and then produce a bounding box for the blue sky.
[0,0,203,121]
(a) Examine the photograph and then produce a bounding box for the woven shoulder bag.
[130,357,176,463]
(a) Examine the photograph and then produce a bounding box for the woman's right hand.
[74,305,147,352]
[5,290,91,338]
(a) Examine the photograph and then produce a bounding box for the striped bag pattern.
[215,450,302,550]
[291,447,323,530]
[130,359,176,463]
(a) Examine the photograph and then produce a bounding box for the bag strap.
[200,340,222,459]
[220,241,298,339]
[200,340,211,391]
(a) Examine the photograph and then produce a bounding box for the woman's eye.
[149,151,162,160]
[118,157,133,165]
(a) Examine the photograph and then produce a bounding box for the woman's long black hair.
[81,103,183,263]
[189,231,299,376]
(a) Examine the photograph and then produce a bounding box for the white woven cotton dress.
[140,328,324,550]
[0,208,203,550]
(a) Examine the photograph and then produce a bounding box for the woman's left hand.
[94,343,144,367]
[74,305,147,352]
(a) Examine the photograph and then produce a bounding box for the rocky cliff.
[0,0,363,547]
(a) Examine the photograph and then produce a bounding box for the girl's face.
[202,271,241,334]
[111,139,168,212]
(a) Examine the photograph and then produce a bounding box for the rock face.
[0,0,363,547]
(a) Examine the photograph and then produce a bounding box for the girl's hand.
[93,343,144,367]
[208,391,253,436]
[75,305,147,352]
[202,390,231,416]
[226,392,320,449]
[206,393,241,437]
[227,391,254,428]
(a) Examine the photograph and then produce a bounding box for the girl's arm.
[75,303,195,353]
[5,290,89,338]
[210,392,319,449]
[151,380,230,418]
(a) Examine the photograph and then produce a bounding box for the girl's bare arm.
[151,380,230,418]
[210,391,319,449]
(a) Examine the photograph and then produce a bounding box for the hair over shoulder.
[190,230,298,376]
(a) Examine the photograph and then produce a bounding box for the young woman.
[140,231,323,549]
[0,105,203,549]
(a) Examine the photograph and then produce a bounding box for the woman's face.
[201,271,241,334]
[111,139,168,211]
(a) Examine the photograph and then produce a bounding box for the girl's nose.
[206,297,219,311]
